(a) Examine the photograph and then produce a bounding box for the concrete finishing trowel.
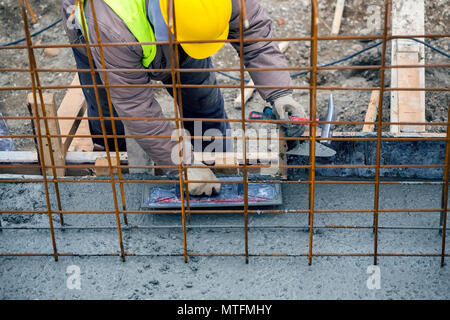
[249,93,337,158]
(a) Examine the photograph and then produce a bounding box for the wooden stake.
[27,92,65,177]
[331,0,345,35]
[363,90,380,132]
[95,156,118,176]
[390,0,425,133]
[57,75,87,154]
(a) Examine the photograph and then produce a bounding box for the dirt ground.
[0,0,449,151]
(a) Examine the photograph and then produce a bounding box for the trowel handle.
[289,116,319,125]
[249,111,271,120]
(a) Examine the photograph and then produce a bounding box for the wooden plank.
[390,0,425,133]
[396,52,425,132]
[234,41,290,108]
[67,107,92,152]
[27,92,66,177]
[68,107,93,152]
[95,156,118,176]
[331,0,346,35]
[57,75,88,154]
[363,90,380,132]
[0,151,128,164]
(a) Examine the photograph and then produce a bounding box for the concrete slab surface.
[0,175,449,299]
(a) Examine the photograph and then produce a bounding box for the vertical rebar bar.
[373,0,391,266]
[88,0,129,226]
[307,0,319,266]
[79,0,126,261]
[239,0,250,264]
[170,1,192,225]
[166,0,189,263]
[19,0,58,261]
[440,99,450,266]
[19,3,65,227]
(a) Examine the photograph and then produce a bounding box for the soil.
[0,0,449,151]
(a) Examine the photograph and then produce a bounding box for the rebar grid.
[0,0,449,266]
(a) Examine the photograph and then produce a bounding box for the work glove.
[271,95,309,137]
[186,161,221,196]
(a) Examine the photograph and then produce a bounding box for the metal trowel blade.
[286,141,336,157]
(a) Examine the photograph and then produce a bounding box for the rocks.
[277,18,286,25]
[43,47,60,58]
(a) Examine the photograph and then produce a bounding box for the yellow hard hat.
[160,0,232,59]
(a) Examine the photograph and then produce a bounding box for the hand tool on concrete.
[249,93,337,157]
[142,177,282,209]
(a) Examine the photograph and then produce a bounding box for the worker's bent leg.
[163,55,232,153]
[72,48,126,151]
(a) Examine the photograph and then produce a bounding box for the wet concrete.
[0,175,449,299]
[290,136,446,179]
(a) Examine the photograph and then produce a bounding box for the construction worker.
[61,0,307,196]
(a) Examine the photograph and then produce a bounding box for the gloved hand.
[271,95,309,137]
[186,161,221,196]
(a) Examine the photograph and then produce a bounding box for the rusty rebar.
[18,0,59,261]
[0,0,448,266]
[79,0,126,261]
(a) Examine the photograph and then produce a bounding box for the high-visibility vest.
[77,0,157,67]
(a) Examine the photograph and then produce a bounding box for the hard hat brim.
[179,23,229,60]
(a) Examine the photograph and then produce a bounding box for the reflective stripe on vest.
[76,0,157,68]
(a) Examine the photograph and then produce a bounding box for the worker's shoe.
[271,94,309,138]
[187,161,221,196]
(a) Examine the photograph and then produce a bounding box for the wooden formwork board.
[390,0,426,133]
[57,75,90,153]
[27,92,65,177]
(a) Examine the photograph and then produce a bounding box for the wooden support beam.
[331,0,346,35]
[363,90,380,132]
[95,156,118,176]
[27,92,65,177]
[390,0,425,133]
[68,108,93,152]
[57,75,88,154]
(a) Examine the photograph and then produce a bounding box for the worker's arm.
[62,0,177,168]
[61,0,221,196]
[228,0,292,102]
